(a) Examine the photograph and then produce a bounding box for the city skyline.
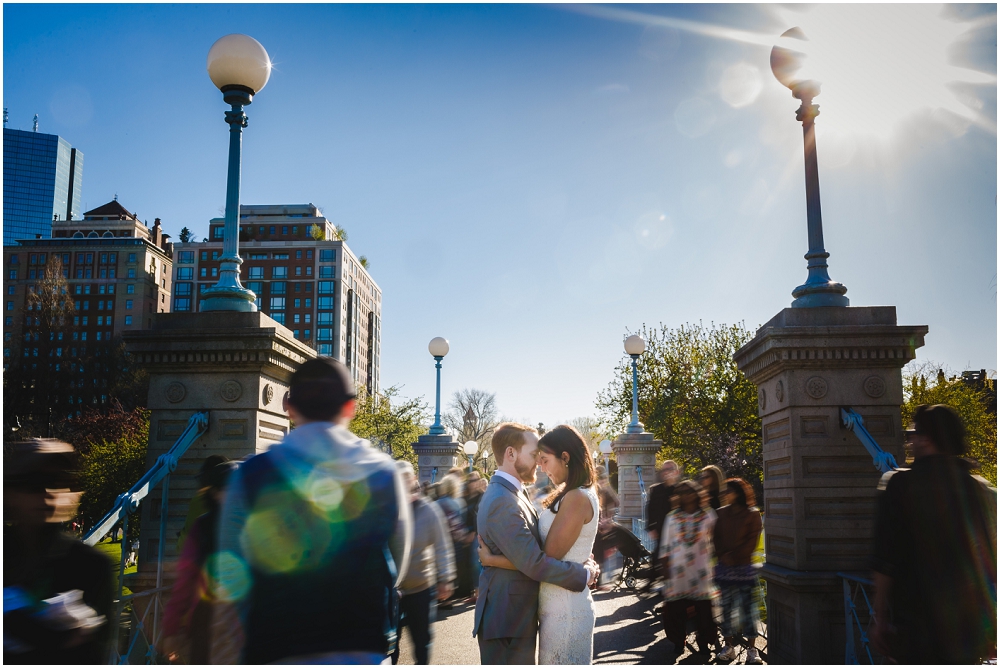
[4,4,996,428]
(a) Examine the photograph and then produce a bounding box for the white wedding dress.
[538,485,600,665]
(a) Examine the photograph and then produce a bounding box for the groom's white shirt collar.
[493,470,523,492]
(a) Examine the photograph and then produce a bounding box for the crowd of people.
[3,350,995,666]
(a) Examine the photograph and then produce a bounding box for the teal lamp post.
[427,337,450,436]
[624,334,646,434]
[202,34,272,312]
[771,28,849,308]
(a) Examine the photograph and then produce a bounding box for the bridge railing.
[841,407,898,474]
[83,411,209,665]
[839,571,885,664]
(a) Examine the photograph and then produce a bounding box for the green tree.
[178,227,192,243]
[67,405,150,539]
[359,255,370,270]
[350,386,428,465]
[903,362,997,485]
[308,223,326,241]
[596,322,762,494]
[333,225,348,242]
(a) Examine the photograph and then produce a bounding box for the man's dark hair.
[287,357,357,421]
[913,404,967,456]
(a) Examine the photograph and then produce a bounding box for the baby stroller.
[597,523,655,595]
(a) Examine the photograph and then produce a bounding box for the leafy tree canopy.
[903,362,997,485]
[350,386,428,465]
[597,321,762,495]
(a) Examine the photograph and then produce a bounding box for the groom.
[473,422,599,664]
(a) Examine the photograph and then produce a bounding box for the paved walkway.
[397,588,766,665]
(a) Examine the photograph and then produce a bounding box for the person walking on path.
[4,439,113,664]
[645,460,680,585]
[473,422,599,664]
[870,404,997,664]
[436,474,470,609]
[659,479,718,659]
[214,358,412,664]
[464,472,487,603]
[713,478,763,665]
[159,460,237,664]
[391,461,455,666]
[697,465,725,511]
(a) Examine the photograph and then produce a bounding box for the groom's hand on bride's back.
[584,558,600,586]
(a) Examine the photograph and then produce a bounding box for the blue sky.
[5,4,996,429]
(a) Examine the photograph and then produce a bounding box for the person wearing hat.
[4,439,113,664]
[159,460,238,664]
[214,357,413,664]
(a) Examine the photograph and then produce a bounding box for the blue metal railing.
[839,572,884,664]
[841,408,898,474]
[633,467,657,553]
[83,411,209,664]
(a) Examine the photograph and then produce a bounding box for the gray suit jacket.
[473,475,588,640]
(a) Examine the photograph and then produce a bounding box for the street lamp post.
[624,335,645,434]
[463,440,478,473]
[599,439,612,471]
[771,28,849,308]
[202,34,271,312]
[428,337,450,436]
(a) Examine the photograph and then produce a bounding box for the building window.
[320,266,335,278]
[128,268,136,278]
[201,251,208,261]
[272,282,286,295]
[305,314,312,323]
[306,267,313,276]
[213,227,224,239]
[320,249,335,262]
[201,268,208,278]
[317,328,333,341]
[127,284,135,294]
[294,329,300,338]
[175,283,192,296]
[272,266,288,279]
[248,267,264,279]
[270,297,286,311]
[126,300,133,309]
[296,251,302,259]
[247,282,263,294]
[318,312,333,324]
[175,297,191,312]
[211,268,218,278]
[8,270,16,280]
[177,267,194,280]
[274,253,289,260]
[318,344,333,356]
[295,266,302,276]
[269,226,276,235]
[305,298,312,308]
[281,226,288,234]
[212,251,220,260]
[272,313,285,324]
[97,316,104,325]
[82,316,88,325]
[249,253,267,260]
[318,297,333,309]
[306,250,313,259]
[125,315,132,325]
[304,329,311,340]
[128,253,136,263]
[108,285,115,294]
[293,314,301,323]
[318,281,335,294]
[178,251,194,264]
[5,302,12,311]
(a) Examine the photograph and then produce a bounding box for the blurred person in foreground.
[159,460,238,664]
[645,460,680,584]
[713,478,763,665]
[591,466,619,589]
[464,472,487,603]
[214,358,412,664]
[390,461,455,666]
[659,480,718,658]
[870,404,997,664]
[4,439,112,664]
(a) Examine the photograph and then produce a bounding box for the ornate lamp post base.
[201,285,258,312]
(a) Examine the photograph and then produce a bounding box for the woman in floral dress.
[658,479,718,657]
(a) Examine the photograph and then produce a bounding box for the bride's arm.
[543,490,594,560]
[477,535,517,570]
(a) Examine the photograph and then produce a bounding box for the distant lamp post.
[463,440,478,472]
[202,34,272,312]
[599,439,612,471]
[771,28,849,308]
[427,337,450,435]
[624,335,646,434]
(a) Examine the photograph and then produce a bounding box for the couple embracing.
[473,423,602,665]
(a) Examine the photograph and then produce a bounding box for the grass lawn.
[95,538,136,597]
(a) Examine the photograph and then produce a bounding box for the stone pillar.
[123,311,315,589]
[412,433,463,486]
[611,431,662,524]
[733,306,926,663]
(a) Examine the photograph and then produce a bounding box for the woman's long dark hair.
[539,425,597,513]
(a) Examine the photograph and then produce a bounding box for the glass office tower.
[3,128,83,245]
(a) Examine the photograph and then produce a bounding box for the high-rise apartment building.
[3,200,174,413]
[174,204,381,394]
[3,128,84,245]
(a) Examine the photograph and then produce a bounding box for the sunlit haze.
[4,4,995,429]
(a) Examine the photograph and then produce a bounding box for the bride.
[478,425,600,665]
